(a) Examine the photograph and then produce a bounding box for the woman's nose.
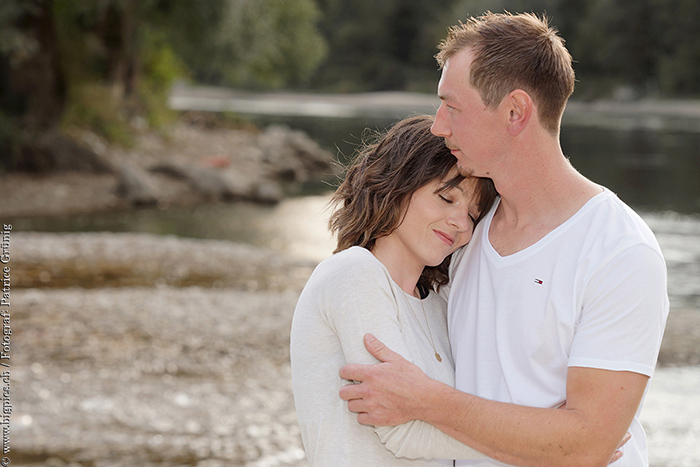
[450,210,472,232]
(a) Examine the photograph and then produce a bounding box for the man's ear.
[506,89,533,136]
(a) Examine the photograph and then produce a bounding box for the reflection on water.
[560,126,700,214]
[10,194,337,262]
[247,115,700,215]
[645,212,700,312]
[256,194,336,261]
[11,193,700,313]
[8,118,700,311]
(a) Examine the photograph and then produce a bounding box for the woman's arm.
[324,250,484,460]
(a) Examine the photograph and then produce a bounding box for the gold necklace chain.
[401,288,442,363]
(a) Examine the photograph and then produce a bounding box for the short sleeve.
[569,244,669,376]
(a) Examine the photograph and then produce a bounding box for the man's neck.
[488,153,602,257]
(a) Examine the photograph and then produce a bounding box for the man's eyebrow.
[438,92,456,102]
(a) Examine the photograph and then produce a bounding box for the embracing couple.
[291,12,669,467]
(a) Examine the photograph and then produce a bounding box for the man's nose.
[431,105,450,138]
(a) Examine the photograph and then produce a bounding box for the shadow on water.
[560,126,700,214]
[236,112,700,214]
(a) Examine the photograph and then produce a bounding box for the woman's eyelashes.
[438,194,454,204]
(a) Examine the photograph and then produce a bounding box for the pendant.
[435,352,442,362]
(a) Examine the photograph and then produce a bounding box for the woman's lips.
[434,230,454,246]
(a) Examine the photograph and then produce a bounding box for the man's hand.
[340,334,637,465]
[339,333,440,426]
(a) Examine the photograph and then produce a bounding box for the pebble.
[7,231,699,466]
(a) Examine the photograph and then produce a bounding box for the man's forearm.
[340,336,646,466]
[414,368,645,467]
[419,382,597,466]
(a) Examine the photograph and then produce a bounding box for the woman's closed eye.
[439,194,454,204]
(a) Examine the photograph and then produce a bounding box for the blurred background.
[1,0,699,466]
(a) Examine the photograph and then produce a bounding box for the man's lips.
[434,230,454,246]
[444,139,457,149]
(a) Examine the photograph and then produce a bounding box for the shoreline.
[3,87,700,222]
[170,84,700,118]
[171,84,700,132]
[0,118,337,220]
[9,230,700,368]
[7,230,700,467]
[3,88,698,466]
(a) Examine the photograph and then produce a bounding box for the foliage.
[0,0,328,154]
[52,0,187,141]
[311,0,459,92]
[652,0,700,95]
[446,0,700,98]
[62,84,134,146]
[2,0,700,167]
[164,0,328,89]
[309,0,700,97]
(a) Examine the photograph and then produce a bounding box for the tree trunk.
[0,0,109,173]
[100,0,139,104]
[3,0,66,129]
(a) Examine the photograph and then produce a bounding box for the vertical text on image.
[0,224,9,265]
[0,224,11,466]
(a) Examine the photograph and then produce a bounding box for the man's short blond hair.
[436,12,575,134]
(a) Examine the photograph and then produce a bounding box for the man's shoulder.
[585,190,659,248]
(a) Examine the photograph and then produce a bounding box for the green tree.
[0,0,65,128]
[312,0,459,92]
[0,0,329,171]
[167,0,327,89]
[653,0,700,95]
[0,0,72,170]
[428,0,700,98]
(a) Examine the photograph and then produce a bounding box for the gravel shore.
[3,110,698,466]
[6,231,699,466]
[12,232,313,466]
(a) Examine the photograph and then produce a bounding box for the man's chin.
[456,164,474,177]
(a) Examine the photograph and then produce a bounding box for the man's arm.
[340,334,647,467]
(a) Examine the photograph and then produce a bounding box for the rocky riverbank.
[12,232,314,467]
[0,116,337,220]
[7,231,700,466]
[3,113,699,466]
[3,119,335,466]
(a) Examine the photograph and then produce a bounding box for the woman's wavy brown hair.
[329,114,498,292]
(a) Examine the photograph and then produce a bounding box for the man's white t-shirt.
[449,189,669,466]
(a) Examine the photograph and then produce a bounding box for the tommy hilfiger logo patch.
[534,278,543,285]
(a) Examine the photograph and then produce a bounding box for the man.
[339,12,669,467]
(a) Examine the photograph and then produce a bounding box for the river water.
[10,104,700,465]
[11,115,700,312]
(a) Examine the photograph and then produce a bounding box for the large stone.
[116,163,158,206]
[258,125,334,182]
[150,161,278,202]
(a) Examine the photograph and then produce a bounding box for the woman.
[290,115,498,466]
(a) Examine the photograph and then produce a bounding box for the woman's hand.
[608,431,631,464]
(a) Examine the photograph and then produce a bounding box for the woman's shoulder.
[318,246,379,270]
[300,246,394,304]
[309,247,388,286]
[317,246,383,273]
